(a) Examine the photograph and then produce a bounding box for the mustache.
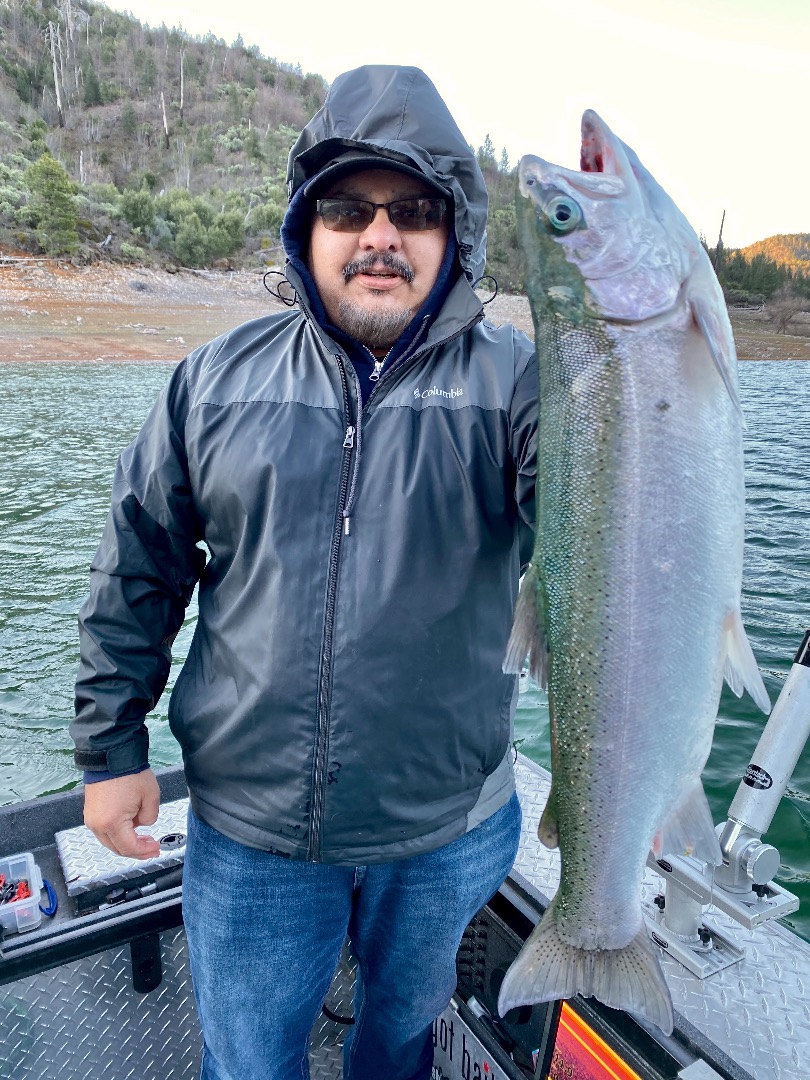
[342,252,415,284]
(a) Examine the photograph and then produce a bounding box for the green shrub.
[173,212,208,265]
[119,241,145,261]
[121,189,155,231]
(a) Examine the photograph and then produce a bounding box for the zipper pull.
[343,425,355,449]
[369,360,383,382]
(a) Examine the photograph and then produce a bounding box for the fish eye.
[546,196,582,233]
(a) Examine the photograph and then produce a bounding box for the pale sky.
[108,0,809,249]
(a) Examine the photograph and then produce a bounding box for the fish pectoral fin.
[504,562,549,688]
[538,785,559,848]
[689,288,743,416]
[655,778,723,865]
[497,898,674,1036]
[723,609,771,714]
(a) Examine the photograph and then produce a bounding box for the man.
[72,65,537,1079]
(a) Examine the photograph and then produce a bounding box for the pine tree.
[25,154,80,255]
[83,62,103,107]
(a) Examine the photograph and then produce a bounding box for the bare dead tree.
[160,90,170,149]
[766,284,807,334]
[45,22,66,127]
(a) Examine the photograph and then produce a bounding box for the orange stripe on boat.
[551,1002,643,1080]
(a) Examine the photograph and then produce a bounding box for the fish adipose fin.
[504,563,548,688]
[689,287,743,416]
[498,897,674,1035]
[723,609,771,714]
[654,778,723,865]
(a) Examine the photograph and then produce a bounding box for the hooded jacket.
[72,66,537,863]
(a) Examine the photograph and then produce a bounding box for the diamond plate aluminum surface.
[0,926,201,1080]
[513,755,810,1080]
[0,926,351,1080]
[55,798,189,898]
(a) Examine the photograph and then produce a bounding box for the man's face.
[308,169,449,355]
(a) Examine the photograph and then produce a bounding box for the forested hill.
[0,0,803,303]
[740,235,810,275]
[0,0,507,285]
[0,0,328,264]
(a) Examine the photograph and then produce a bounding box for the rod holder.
[715,629,810,893]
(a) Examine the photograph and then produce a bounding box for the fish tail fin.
[504,563,548,688]
[497,899,674,1036]
[722,609,771,714]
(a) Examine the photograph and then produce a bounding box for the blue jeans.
[183,793,521,1080]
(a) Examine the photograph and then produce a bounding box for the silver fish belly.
[499,110,770,1034]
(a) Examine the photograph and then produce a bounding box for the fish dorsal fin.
[723,609,771,714]
[653,778,723,865]
[689,258,743,415]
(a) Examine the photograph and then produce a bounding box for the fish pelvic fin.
[504,563,548,688]
[497,898,674,1036]
[538,783,559,848]
[723,609,771,714]
[654,778,723,865]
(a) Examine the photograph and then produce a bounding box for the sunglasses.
[316,197,447,233]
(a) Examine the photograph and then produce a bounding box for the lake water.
[1,359,809,939]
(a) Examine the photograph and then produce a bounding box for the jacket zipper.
[306,314,481,859]
[309,353,356,861]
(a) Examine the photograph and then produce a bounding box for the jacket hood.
[286,65,488,282]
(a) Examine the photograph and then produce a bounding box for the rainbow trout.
[499,111,770,1034]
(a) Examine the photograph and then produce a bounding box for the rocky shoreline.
[1,262,808,363]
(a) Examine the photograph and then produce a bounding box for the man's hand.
[83,769,162,860]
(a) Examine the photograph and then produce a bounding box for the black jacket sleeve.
[509,333,538,570]
[71,360,206,775]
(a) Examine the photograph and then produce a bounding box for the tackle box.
[0,850,43,935]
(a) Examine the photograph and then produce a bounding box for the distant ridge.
[739,234,810,274]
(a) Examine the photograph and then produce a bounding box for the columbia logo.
[413,386,464,400]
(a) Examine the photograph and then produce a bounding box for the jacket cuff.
[84,764,151,784]
[74,727,149,774]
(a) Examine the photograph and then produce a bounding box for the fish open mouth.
[580,110,613,175]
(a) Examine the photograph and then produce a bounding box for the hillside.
[0,1,525,282]
[740,234,810,275]
[0,0,326,264]
[0,1,803,304]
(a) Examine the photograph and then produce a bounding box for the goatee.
[335,299,414,351]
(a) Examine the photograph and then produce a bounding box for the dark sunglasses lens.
[388,199,446,231]
[317,200,374,231]
[317,198,446,232]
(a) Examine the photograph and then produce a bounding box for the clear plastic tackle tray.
[0,850,43,934]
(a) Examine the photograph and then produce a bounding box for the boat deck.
[513,756,810,1080]
[2,758,810,1078]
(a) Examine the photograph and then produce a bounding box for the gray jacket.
[72,67,537,863]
